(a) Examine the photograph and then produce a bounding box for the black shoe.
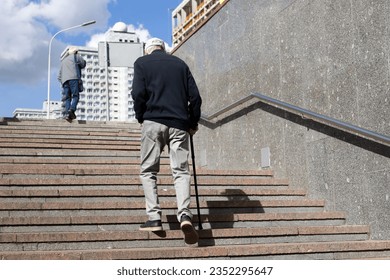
[64,114,72,122]
[139,220,163,232]
[180,215,198,245]
[68,110,77,120]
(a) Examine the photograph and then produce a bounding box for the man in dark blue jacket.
[131,38,202,245]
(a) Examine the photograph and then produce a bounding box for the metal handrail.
[201,92,390,147]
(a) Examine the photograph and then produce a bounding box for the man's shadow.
[162,189,264,246]
[199,189,264,246]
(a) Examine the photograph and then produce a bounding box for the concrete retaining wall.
[174,0,390,239]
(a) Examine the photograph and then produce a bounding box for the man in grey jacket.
[58,46,86,121]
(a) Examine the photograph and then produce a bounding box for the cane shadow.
[150,230,167,238]
[198,189,264,247]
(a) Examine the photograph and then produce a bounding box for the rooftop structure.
[13,101,62,120]
[172,0,228,47]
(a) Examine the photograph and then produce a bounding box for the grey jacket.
[58,53,86,85]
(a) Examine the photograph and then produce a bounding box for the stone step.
[0,212,347,227]
[0,177,289,186]
[0,157,151,165]
[0,135,140,142]
[0,226,370,252]
[0,128,140,138]
[2,240,390,260]
[0,212,347,234]
[0,199,325,211]
[0,148,139,157]
[0,187,301,198]
[0,125,140,133]
[0,118,140,131]
[0,119,140,129]
[0,138,140,146]
[0,143,140,151]
[0,164,273,177]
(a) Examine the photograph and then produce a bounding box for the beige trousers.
[139,120,193,222]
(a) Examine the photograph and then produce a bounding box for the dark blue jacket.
[131,50,202,131]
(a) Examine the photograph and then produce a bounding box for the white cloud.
[33,0,111,30]
[86,33,107,49]
[128,24,152,43]
[0,0,112,84]
[0,0,170,86]
[86,23,152,48]
[0,0,48,63]
[129,23,172,52]
[86,22,174,52]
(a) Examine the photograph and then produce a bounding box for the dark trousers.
[62,79,79,113]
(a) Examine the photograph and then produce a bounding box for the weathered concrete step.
[0,226,370,251]
[0,212,347,227]
[1,225,368,243]
[0,135,140,142]
[0,165,273,177]
[0,138,140,146]
[2,240,390,260]
[0,215,349,234]
[0,190,305,204]
[1,117,134,123]
[0,199,325,211]
[0,128,140,137]
[1,175,277,184]
[0,143,140,151]
[0,119,140,130]
[0,125,140,133]
[0,157,157,165]
[0,148,139,157]
[0,206,323,219]
[0,177,288,186]
[0,128,140,136]
[0,187,302,198]
[0,118,139,127]
[0,165,145,176]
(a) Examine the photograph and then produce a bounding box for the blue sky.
[0,0,182,117]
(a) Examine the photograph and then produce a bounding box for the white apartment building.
[63,22,143,121]
[13,100,62,119]
[14,22,143,121]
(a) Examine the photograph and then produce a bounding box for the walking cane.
[189,134,203,230]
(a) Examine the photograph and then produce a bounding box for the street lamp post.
[47,20,96,119]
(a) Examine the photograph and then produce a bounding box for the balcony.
[172,0,228,46]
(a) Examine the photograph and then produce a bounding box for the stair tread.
[1,240,390,260]
[0,177,289,186]
[0,199,325,210]
[0,212,347,225]
[0,165,273,176]
[0,188,304,197]
[0,225,370,243]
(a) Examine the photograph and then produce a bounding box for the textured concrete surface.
[1,119,390,259]
[174,0,390,239]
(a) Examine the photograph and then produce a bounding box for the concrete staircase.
[1,118,390,259]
